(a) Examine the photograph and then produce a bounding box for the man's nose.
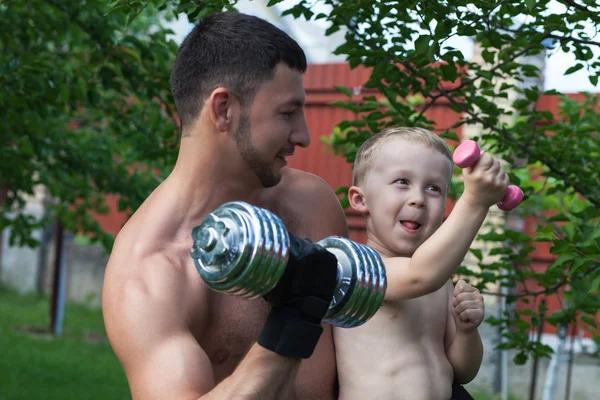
[290,115,310,148]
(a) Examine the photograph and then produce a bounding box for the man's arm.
[383,197,489,301]
[444,281,484,384]
[104,256,303,400]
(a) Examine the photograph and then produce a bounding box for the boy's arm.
[383,151,509,301]
[444,280,485,384]
[383,197,489,301]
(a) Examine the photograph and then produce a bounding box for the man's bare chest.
[261,200,309,238]
[193,293,269,379]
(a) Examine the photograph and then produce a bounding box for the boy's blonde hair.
[352,127,453,186]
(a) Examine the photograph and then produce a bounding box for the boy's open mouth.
[400,220,421,230]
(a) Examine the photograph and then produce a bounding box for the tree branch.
[560,0,600,20]
[343,10,600,208]
[414,94,443,123]
[546,34,600,48]
[440,43,538,97]
[490,21,600,48]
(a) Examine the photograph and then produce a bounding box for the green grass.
[470,389,524,400]
[0,285,130,400]
[0,284,529,400]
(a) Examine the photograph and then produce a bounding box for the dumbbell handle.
[453,140,524,211]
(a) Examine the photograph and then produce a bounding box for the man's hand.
[259,236,338,359]
[266,236,338,310]
[461,151,509,209]
[451,280,484,333]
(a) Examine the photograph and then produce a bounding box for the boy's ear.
[348,185,369,214]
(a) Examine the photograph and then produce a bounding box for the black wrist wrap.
[258,236,338,359]
[258,296,329,358]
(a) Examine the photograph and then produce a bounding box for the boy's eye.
[427,185,441,192]
[394,179,408,185]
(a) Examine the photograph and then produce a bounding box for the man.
[102,12,348,400]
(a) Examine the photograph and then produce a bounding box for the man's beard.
[235,113,282,188]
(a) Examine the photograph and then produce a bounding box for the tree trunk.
[49,218,65,335]
[0,183,10,277]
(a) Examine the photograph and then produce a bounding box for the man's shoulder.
[282,168,334,194]
[103,243,208,329]
[274,168,349,239]
[280,168,345,210]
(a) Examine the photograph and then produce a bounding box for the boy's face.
[358,138,453,257]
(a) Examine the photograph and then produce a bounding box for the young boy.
[334,127,510,400]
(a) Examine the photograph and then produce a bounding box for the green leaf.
[565,64,584,75]
[514,352,528,365]
[581,315,597,328]
[569,258,589,274]
[525,0,536,9]
[335,186,349,195]
[549,253,575,270]
[591,275,600,293]
[334,85,353,98]
[470,248,483,261]
[548,213,569,222]
[439,131,460,141]
[120,46,142,63]
[439,63,459,82]
[535,225,555,242]
[414,35,431,55]
[427,41,439,62]
[106,4,130,16]
[515,319,531,330]
[481,49,495,64]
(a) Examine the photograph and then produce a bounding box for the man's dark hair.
[170,11,307,129]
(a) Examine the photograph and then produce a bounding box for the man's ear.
[208,88,235,132]
[348,185,369,214]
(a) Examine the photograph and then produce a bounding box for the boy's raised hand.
[452,280,485,333]
[461,152,510,209]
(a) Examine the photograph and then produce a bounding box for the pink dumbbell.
[453,140,524,211]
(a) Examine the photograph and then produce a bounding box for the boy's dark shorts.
[451,383,475,400]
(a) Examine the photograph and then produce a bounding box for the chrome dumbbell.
[190,201,387,328]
